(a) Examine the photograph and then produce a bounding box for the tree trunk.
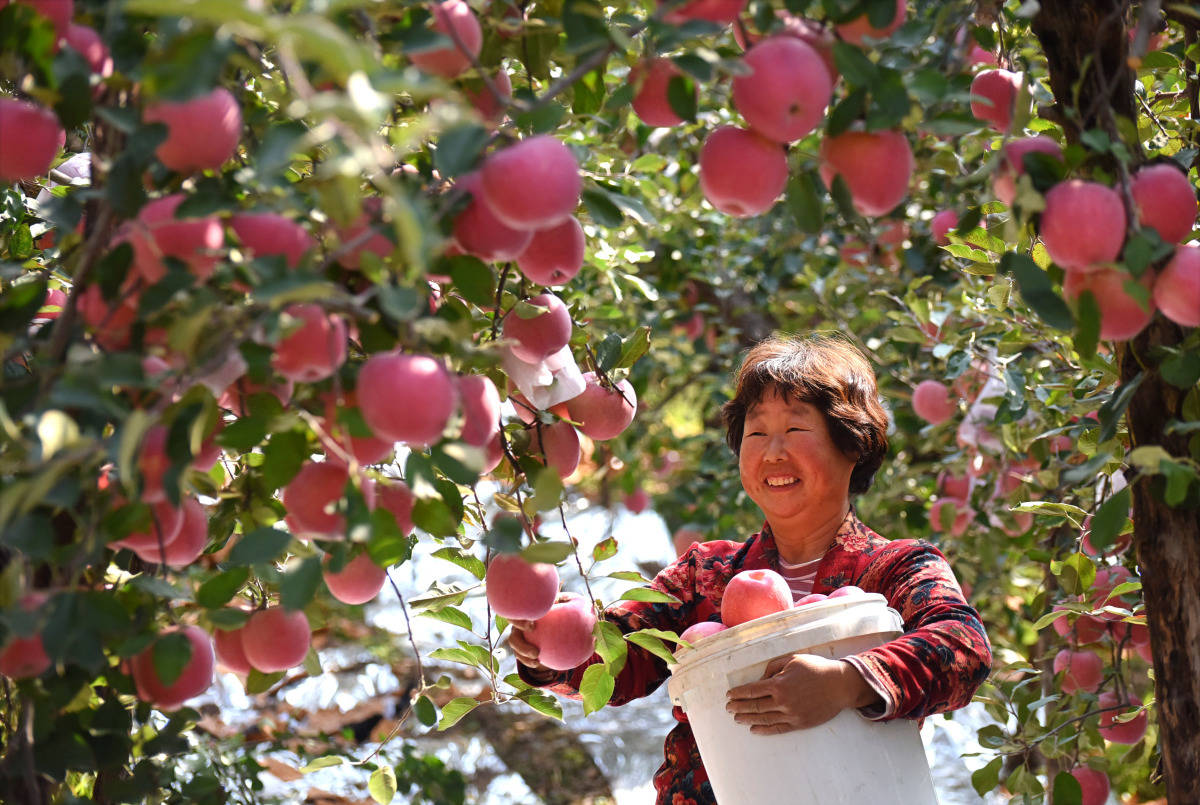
[1032,2,1200,802]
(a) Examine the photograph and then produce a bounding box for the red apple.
[528,421,582,480]
[324,552,388,605]
[912,379,957,424]
[137,425,171,503]
[819,129,913,217]
[515,216,586,286]
[111,499,185,554]
[451,171,534,262]
[1040,180,1126,270]
[970,69,1023,131]
[65,23,112,76]
[77,282,138,351]
[930,209,958,245]
[319,392,393,468]
[37,287,67,320]
[241,608,311,673]
[218,375,294,416]
[282,462,352,540]
[938,472,972,500]
[231,212,315,269]
[130,625,215,710]
[481,136,581,231]
[930,497,971,536]
[0,98,64,182]
[1131,163,1197,244]
[795,593,828,606]
[678,620,728,645]
[1063,267,1154,341]
[1153,245,1200,327]
[1053,649,1103,694]
[631,58,693,128]
[721,569,791,627]
[503,292,572,363]
[408,0,482,78]
[1069,767,1110,805]
[0,593,52,679]
[564,372,637,440]
[734,13,837,78]
[624,487,649,514]
[1097,691,1147,744]
[835,0,905,46]
[732,37,833,143]
[144,87,242,174]
[126,194,224,283]
[464,69,512,123]
[457,374,501,447]
[827,585,863,598]
[270,304,348,383]
[358,352,459,445]
[129,495,209,568]
[528,592,598,670]
[377,480,415,535]
[213,626,252,675]
[699,126,788,217]
[485,554,560,620]
[334,198,394,269]
[993,136,1063,206]
[662,0,746,25]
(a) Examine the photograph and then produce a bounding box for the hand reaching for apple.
[508,592,598,674]
[724,653,882,735]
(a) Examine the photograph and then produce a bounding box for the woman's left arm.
[849,539,993,720]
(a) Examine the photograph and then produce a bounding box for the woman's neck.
[769,502,851,565]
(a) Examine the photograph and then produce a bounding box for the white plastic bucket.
[666,593,939,804]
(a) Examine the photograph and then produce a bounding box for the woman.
[510,334,992,804]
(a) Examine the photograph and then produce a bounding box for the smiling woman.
[510,333,992,805]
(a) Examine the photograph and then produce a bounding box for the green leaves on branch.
[1003,252,1074,331]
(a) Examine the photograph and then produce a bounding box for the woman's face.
[737,389,857,527]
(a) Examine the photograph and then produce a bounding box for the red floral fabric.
[519,510,992,805]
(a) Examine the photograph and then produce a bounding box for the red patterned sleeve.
[848,539,992,720]
[518,544,710,705]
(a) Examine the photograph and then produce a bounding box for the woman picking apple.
[509,334,992,804]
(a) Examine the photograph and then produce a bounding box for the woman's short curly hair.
[721,333,890,495]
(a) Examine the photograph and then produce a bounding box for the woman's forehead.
[746,389,817,419]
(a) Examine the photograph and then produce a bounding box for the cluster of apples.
[625,1,912,220]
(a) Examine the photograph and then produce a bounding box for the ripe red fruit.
[319,392,393,468]
[37,287,66,320]
[126,194,224,283]
[1040,180,1127,271]
[457,374,502,447]
[662,0,746,25]
[673,528,703,557]
[219,375,294,416]
[827,585,863,598]
[130,495,209,568]
[938,472,972,500]
[131,625,215,710]
[377,481,416,534]
[111,499,185,554]
[1130,163,1197,244]
[835,0,905,46]
[334,198,394,269]
[282,462,352,540]
[409,0,482,78]
[721,569,791,627]
[796,593,828,606]
[213,626,252,675]
[1062,267,1154,341]
[144,87,242,174]
[0,594,52,679]
[1069,767,1110,805]
[324,552,388,605]
[481,136,581,231]
[8,0,72,40]
[0,98,65,182]
[734,13,837,78]
[464,69,512,124]
[358,352,459,445]
[1153,244,1200,327]
[930,209,958,245]
[77,282,138,350]
[819,129,913,217]
[231,212,316,269]
[515,217,586,286]
[485,554,560,620]
[1052,607,1109,645]
[503,292,573,363]
[624,488,650,514]
[65,23,112,76]
[528,421,582,480]
[678,620,728,645]
[271,304,348,383]
[699,126,788,217]
[912,379,956,424]
[1053,649,1103,694]
[732,37,833,144]
[137,425,171,503]
[930,498,971,536]
[970,69,1023,131]
[450,172,533,262]
[1097,691,1148,744]
[241,608,312,673]
[631,58,692,128]
[528,593,599,670]
[565,371,637,440]
[992,136,1063,206]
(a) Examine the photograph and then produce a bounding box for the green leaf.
[261,431,307,491]
[530,465,564,512]
[418,605,474,632]
[1089,487,1130,554]
[1098,373,1144,444]
[580,663,615,715]
[449,257,496,308]
[593,620,628,676]
[1004,252,1073,330]
[412,497,459,537]
[971,757,1003,797]
[1162,351,1200,389]
[592,537,618,562]
[521,541,574,564]
[826,87,867,138]
[207,608,250,630]
[1031,609,1072,631]
[196,567,250,609]
[614,326,652,370]
[368,765,397,804]
[152,632,193,688]
[666,74,697,122]
[409,582,470,612]
[280,555,322,611]
[561,0,610,53]
[832,42,879,87]
[1051,771,1083,805]
[516,687,564,720]
[300,755,344,773]
[617,587,681,604]
[1050,553,1096,597]
[431,547,486,580]
[607,570,650,583]
[1073,290,1100,360]
[786,173,824,233]
[414,694,437,727]
[228,527,292,566]
[246,668,285,694]
[433,123,489,178]
[437,696,481,729]
[582,188,624,227]
[625,630,678,665]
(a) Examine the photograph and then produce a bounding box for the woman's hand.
[725,653,882,735]
[507,617,547,671]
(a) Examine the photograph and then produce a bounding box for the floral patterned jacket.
[519,510,993,805]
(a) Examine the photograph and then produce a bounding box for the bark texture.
[1033,2,1200,801]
